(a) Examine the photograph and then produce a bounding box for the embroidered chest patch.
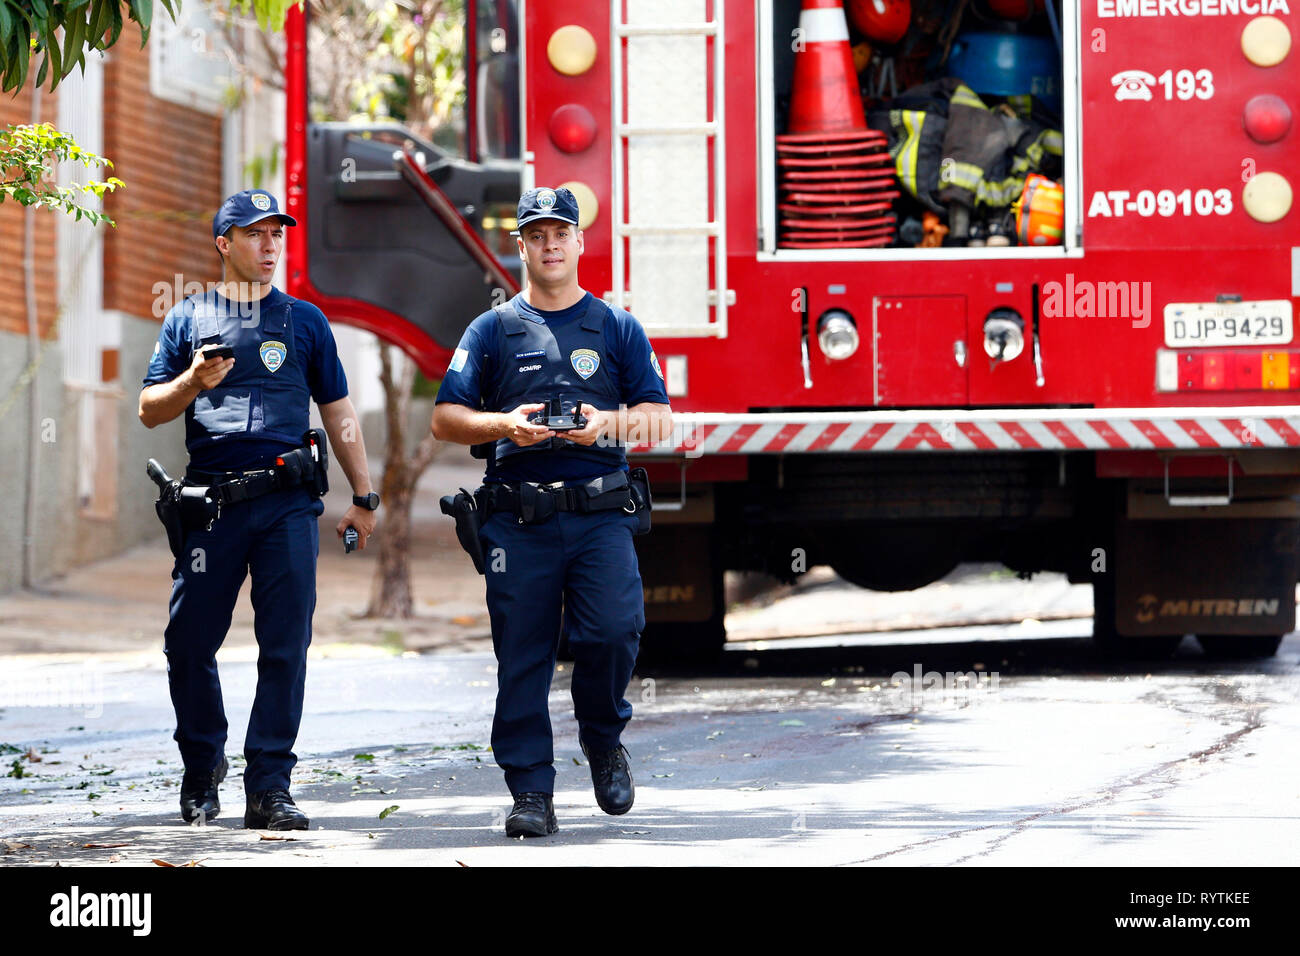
[570,348,600,380]
[260,340,287,372]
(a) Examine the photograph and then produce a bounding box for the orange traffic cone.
[787,0,867,134]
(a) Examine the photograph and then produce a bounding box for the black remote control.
[529,398,587,432]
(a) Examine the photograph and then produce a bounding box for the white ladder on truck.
[608,0,733,337]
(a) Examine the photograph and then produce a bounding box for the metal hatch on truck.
[302,124,521,369]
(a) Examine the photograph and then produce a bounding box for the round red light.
[548,104,597,154]
[1244,94,1292,144]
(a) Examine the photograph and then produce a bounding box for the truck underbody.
[636,448,1300,660]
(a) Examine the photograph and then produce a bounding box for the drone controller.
[529,399,587,432]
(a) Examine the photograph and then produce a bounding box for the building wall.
[0,86,60,340]
[102,27,226,321]
[1,25,234,596]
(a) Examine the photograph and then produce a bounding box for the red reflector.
[548,104,597,154]
[1173,350,1300,391]
[1202,353,1226,389]
[276,457,285,466]
[1231,352,1258,390]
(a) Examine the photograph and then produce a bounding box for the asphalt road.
[2,626,1298,866]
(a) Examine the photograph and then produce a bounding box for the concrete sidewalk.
[0,450,494,657]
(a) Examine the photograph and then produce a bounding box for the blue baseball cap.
[512,186,580,234]
[212,189,297,238]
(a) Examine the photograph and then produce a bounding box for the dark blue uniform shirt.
[435,292,670,483]
[143,287,348,471]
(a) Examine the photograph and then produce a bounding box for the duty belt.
[186,466,293,505]
[479,471,637,523]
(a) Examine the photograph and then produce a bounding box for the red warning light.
[1244,93,1292,144]
[548,104,597,154]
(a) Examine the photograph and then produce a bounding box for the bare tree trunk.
[366,344,443,618]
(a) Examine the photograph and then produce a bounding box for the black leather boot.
[583,743,634,815]
[505,792,558,837]
[179,756,227,824]
[244,788,309,830]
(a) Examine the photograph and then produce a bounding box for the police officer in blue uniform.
[140,190,379,830]
[432,186,673,837]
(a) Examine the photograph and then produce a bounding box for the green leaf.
[42,24,60,87]
[105,2,122,49]
[131,0,152,45]
[63,7,86,78]
[12,31,31,92]
[353,753,375,762]
[89,0,110,49]
[378,804,399,820]
[0,4,12,47]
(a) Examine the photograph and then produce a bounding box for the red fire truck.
[284,1,1300,660]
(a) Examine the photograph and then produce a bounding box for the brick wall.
[0,87,61,340]
[102,27,225,322]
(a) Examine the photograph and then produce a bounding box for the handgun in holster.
[440,486,487,574]
[147,459,220,560]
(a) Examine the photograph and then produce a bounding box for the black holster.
[440,486,487,574]
[154,488,185,560]
[154,481,220,560]
[291,428,329,497]
[628,466,652,535]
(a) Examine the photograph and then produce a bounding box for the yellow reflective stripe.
[951,84,988,111]
[1041,130,1064,155]
[947,161,983,190]
[975,176,1025,207]
[895,110,924,196]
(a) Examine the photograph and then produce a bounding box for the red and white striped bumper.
[628,407,1300,455]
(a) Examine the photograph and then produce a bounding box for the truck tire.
[1195,634,1283,659]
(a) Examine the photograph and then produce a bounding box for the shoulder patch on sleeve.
[650,350,664,380]
[449,348,469,373]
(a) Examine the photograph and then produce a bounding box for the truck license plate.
[1164,300,1293,348]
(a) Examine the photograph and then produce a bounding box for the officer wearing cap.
[432,186,673,837]
[139,189,380,830]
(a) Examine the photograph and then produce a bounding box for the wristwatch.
[353,492,380,510]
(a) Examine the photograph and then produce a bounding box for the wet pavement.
[2,629,1298,866]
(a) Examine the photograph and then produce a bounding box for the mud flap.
[1114,518,1298,637]
[634,524,725,665]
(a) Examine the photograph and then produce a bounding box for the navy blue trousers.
[479,507,645,796]
[163,486,322,794]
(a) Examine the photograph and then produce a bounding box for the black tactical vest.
[183,291,309,455]
[487,294,626,473]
